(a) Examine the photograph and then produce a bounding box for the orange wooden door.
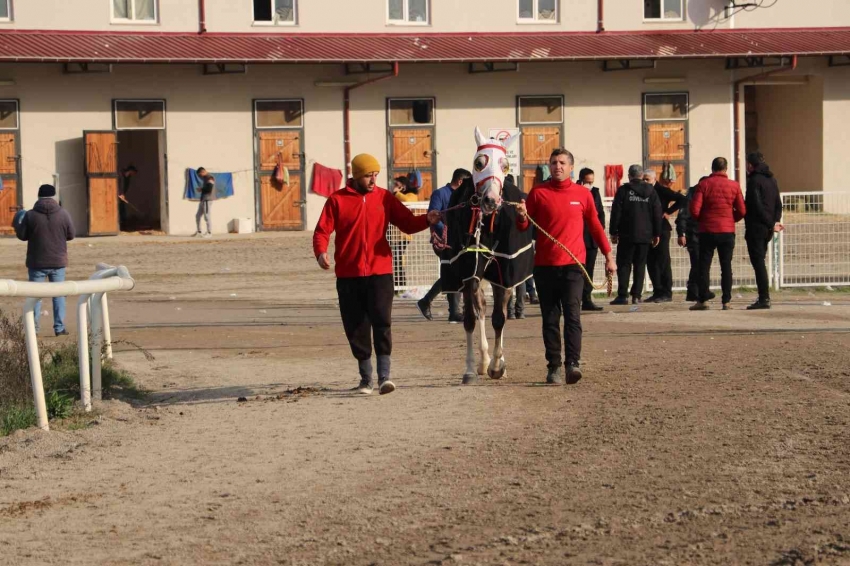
[520,126,560,191]
[645,121,688,191]
[256,130,304,230]
[390,129,434,201]
[0,133,20,236]
[84,130,120,235]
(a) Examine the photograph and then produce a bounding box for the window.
[0,100,18,130]
[114,100,165,130]
[644,93,688,121]
[112,0,156,22]
[388,99,434,126]
[255,100,303,129]
[517,96,563,124]
[388,0,429,25]
[518,0,558,23]
[644,0,683,21]
[253,0,296,24]
[0,1,11,21]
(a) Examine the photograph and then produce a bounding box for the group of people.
[313,147,784,393]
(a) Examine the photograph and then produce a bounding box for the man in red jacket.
[689,157,746,311]
[515,149,616,385]
[314,153,441,395]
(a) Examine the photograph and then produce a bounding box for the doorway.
[0,99,21,236]
[387,98,436,202]
[642,92,689,192]
[516,95,563,192]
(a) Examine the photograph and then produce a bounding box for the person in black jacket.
[744,152,784,310]
[644,168,685,303]
[609,165,662,305]
[675,177,716,303]
[578,168,606,311]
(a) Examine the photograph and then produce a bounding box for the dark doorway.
[116,130,164,232]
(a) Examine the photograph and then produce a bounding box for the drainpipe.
[198,0,207,33]
[343,62,399,177]
[597,0,605,32]
[733,55,797,181]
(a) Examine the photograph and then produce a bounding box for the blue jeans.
[28,268,66,333]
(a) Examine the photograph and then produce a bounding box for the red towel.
[604,164,623,198]
[311,162,343,198]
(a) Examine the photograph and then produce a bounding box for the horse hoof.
[477,360,491,376]
[462,373,479,385]
[488,363,507,380]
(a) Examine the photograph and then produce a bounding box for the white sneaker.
[193,231,203,238]
[202,233,212,239]
[379,380,396,395]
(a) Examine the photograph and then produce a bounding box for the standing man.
[515,149,616,385]
[417,168,471,323]
[689,157,746,311]
[194,167,214,238]
[609,165,662,306]
[14,184,75,336]
[314,154,441,395]
[577,168,606,311]
[744,152,783,310]
[644,168,685,303]
[676,176,716,303]
[118,165,138,231]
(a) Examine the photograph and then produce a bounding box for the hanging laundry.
[408,169,423,191]
[662,161,677,183]
[184,169,235,200]
[604,164,624,198]
[311,162,343,198]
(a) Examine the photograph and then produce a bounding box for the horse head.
[472,126,517,215]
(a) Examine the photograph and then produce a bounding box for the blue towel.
[184,169,234,200]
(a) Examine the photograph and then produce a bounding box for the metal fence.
[388,192,850,294]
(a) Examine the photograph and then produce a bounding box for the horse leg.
[476,284,491,376]
[488,286,510,380]
[462,284,478,385]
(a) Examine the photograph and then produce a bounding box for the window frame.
[386,0,430,26]
[253,99,305,130]
[252,0,298,26]
[517,0,559,24]
[643,92,689,122]
[516,95,564,125]
[643,0,685,23]
[0,99,19,130]
[0,0,12,22]
[110,0,159,25]
[113,99,167,130]
[387,97,436,127]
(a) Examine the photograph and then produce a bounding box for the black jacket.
[583,186,606,251]
[610,180,662,244]
[15,198,76,269]
[745,164,782,237]
[654,181,686,232]
[675,185,699,239]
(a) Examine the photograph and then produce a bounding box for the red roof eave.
[0,27,848,64]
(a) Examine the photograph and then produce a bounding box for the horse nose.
[483,196,496,208]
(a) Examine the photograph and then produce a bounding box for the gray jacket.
[15,198,76,269]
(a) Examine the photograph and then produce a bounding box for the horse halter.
[472,126,515,215]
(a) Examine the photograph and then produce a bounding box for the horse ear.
[474,126,487,147]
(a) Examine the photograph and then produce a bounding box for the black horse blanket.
[439,178,534,291]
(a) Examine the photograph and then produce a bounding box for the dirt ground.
[0,233,848,566]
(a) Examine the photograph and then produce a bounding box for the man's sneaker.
[378,379,396,395]
[746,299,771,310]
[529,296,540,305]
[202,232,212,239]
[631,296,642,304]
[722,303,732,311]
[689,302,708,311]
[193,231,203,238]
[546,366,565,385]
[653,295,673,303]
[55,329,69,337]
[448,313,463,323]
[582,302,603,311]
[507,311,516,320]
[610,296,629,306]
[566,362,583,385]
[416,298,433,321]
[516,312,526,319]
[353,379,373,395]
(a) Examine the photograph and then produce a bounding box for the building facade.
[0,0,848,235]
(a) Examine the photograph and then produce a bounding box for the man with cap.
[313,154,441,395]
[744,152,783,310]
[14,184,76,336]
[643,168,685,303]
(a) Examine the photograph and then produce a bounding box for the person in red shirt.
[689,157,747,311]
[515,149,616,385]
[313,153,440,395]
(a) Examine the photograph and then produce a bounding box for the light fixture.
[643,77,686,84]
[0,79,15,86]
[314,80,359,87]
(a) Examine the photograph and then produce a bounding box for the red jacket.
[690,172,746,234]
[516,178,611,266]
[313,181,430,278]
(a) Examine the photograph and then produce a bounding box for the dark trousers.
[698,233,736,304]
[746,231,772,301]
[507,282,527,315]
[616,240,650,299]
[686,235,700,299]
[534,265,584,368]
[422,278,461,316]
[582,247,598,305]
[336,274,394,361]
[647,227,673,298]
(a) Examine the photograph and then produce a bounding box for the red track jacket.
[690,172,746,234]
[313,181,430,278]
[516,178,611,266]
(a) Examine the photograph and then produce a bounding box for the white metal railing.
[387,202,439,292]
[0,264,135,431]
